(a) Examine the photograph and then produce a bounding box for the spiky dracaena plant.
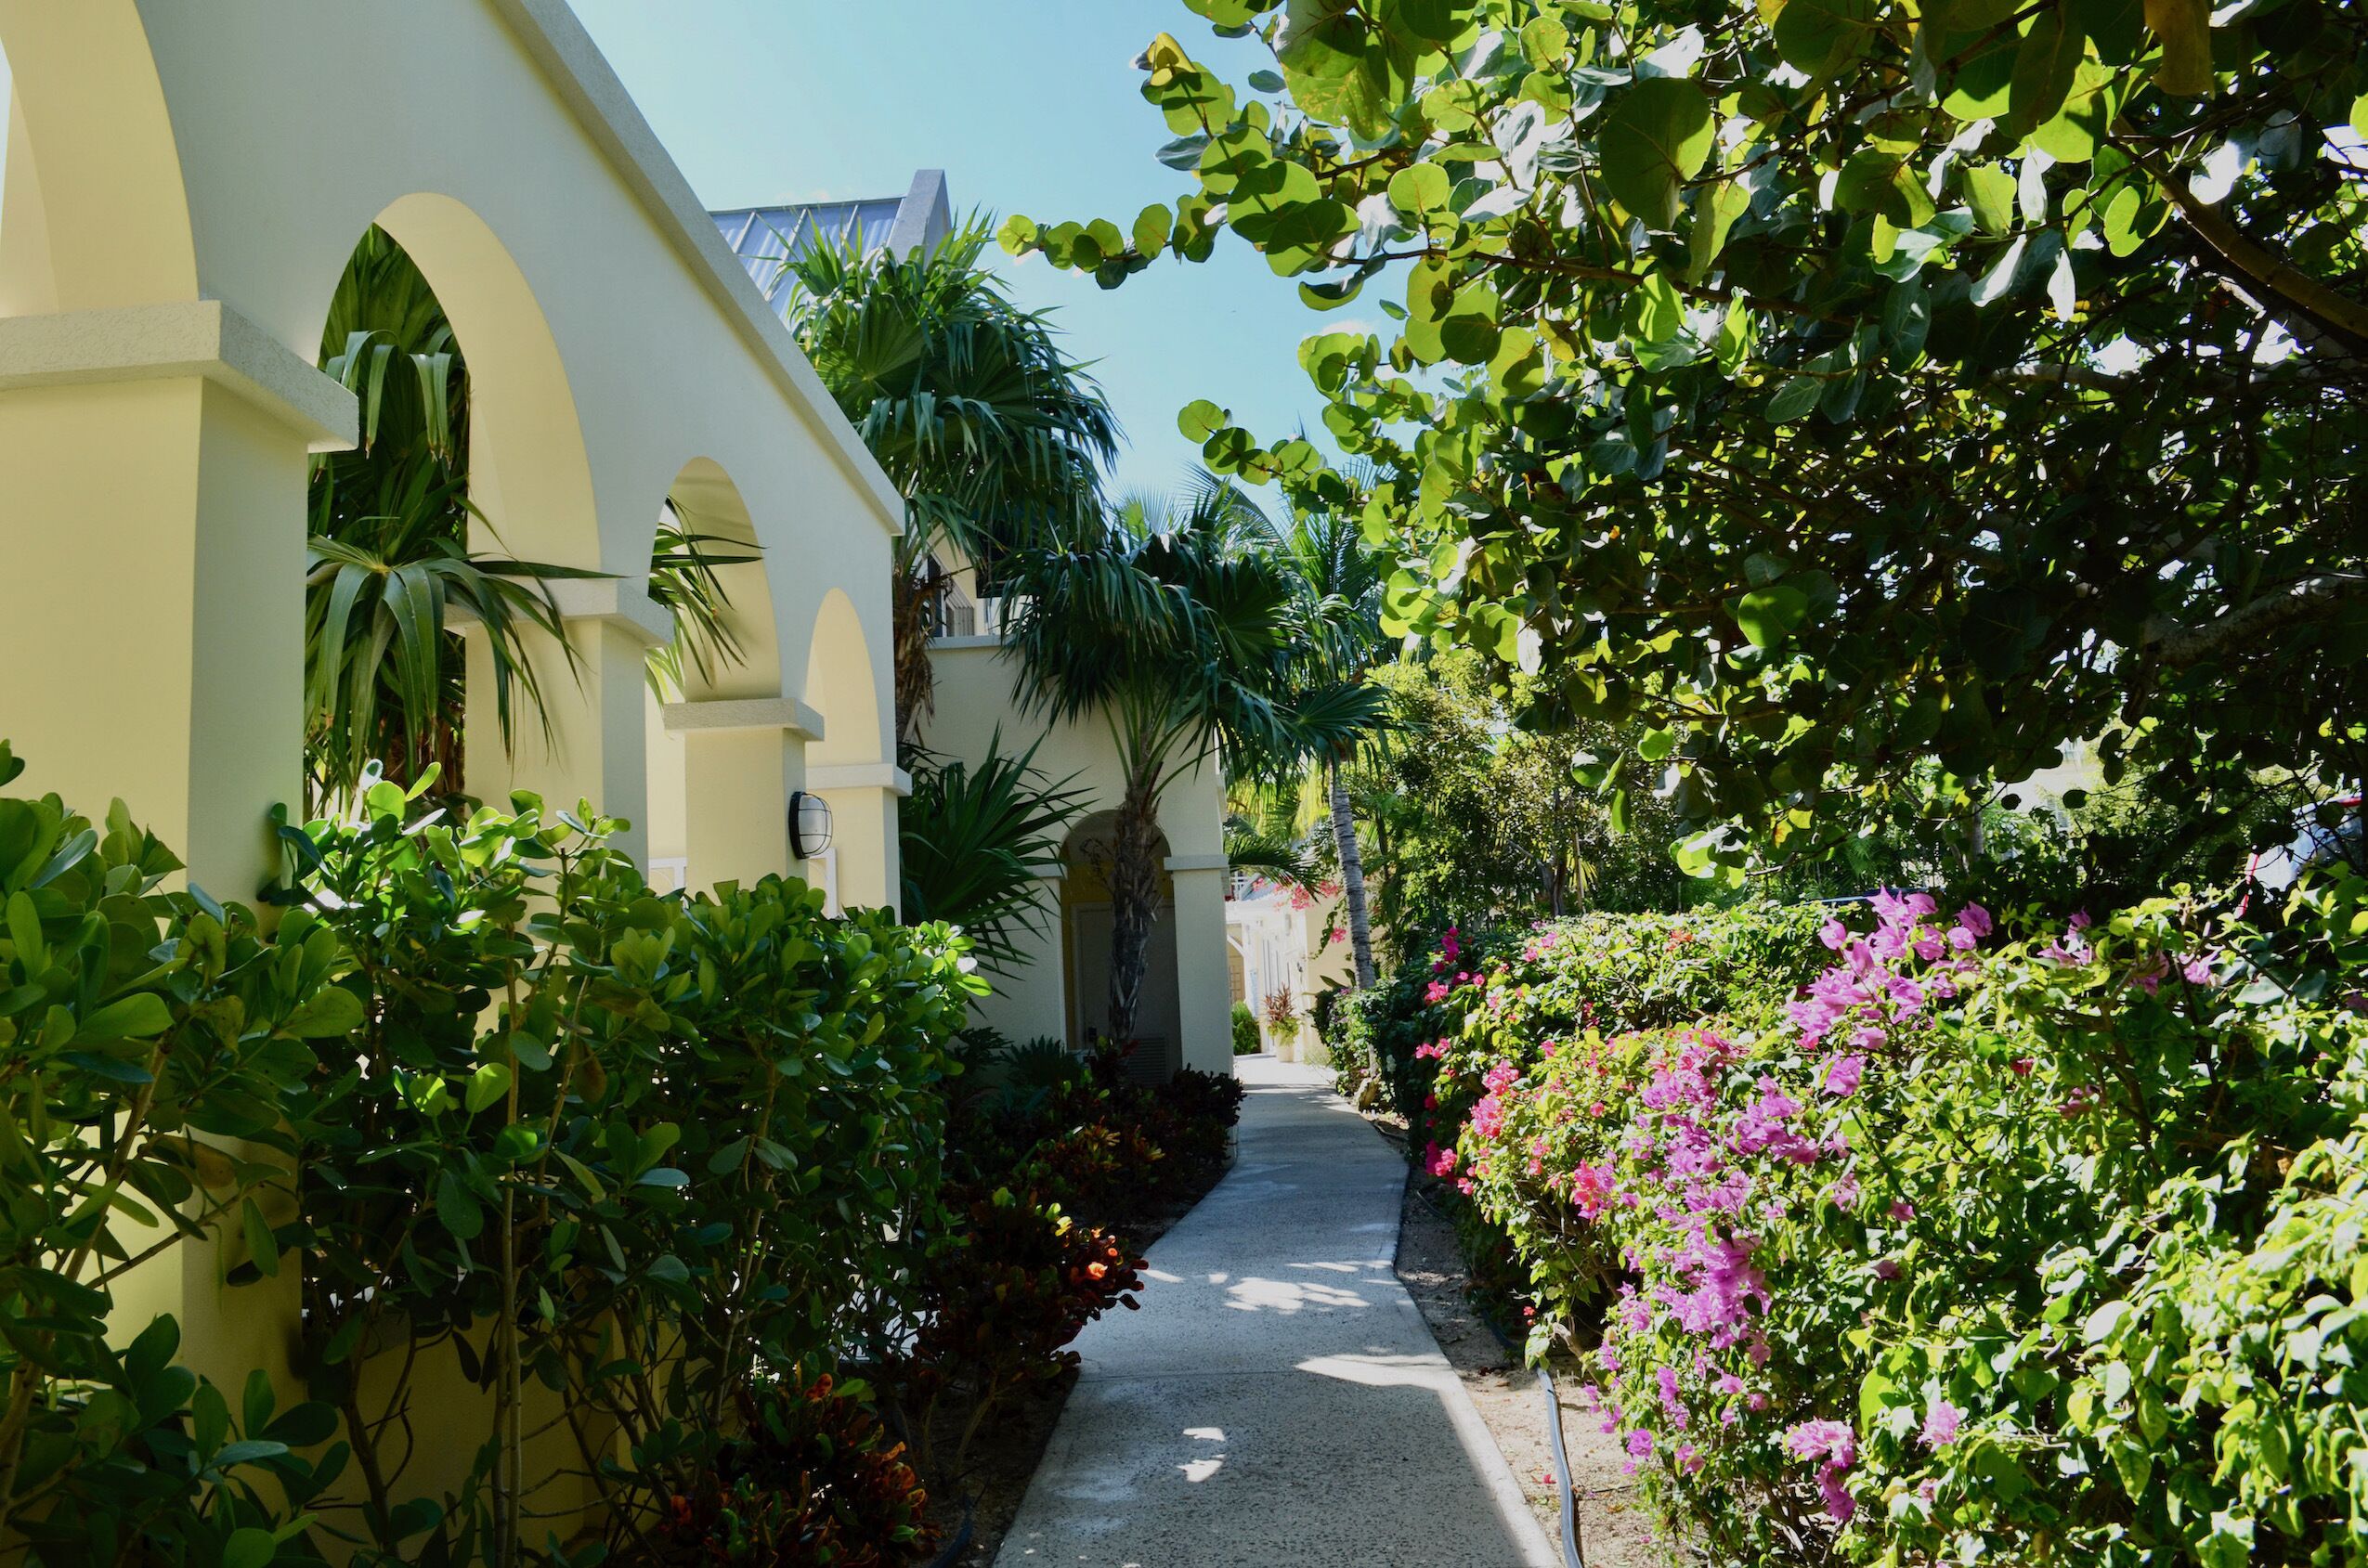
[899,732,1089,979]
[998,479,1386,1046]
[779,217,1119,744]
[307,227,751,811]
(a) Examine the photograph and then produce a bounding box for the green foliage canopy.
[1006,0,2368,873]
[1355,649,1689,952]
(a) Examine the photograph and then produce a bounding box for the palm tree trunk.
[890,556,947,747]
[1328,761,1376,989]
[1105,774,1164,1052]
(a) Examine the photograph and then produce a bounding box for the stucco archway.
[644,457,808,894]
[1061,810,1183,1081]
[306,195,659,855]
[0,5,197,316]
[800,586,900,913]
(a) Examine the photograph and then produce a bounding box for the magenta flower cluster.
[1405,892,2251,1558]
[1436,891,2007,1525]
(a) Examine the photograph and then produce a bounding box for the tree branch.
[2118,135,2368,353]
[2143,574,2368,667]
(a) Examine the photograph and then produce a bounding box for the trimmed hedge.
[1380,892,2368,1567]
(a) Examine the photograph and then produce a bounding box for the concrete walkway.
[994,1057,1559,1568]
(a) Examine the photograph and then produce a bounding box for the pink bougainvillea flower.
[1958,902,1993,940]
[1872,1258,1900,1280]
[1921,1398,1962,1449]
[1820,1055,1865,1097]
[2181,952,2217,985]
[1782,1419,1858,1522]
[1889,1199,1915,1221]
[2040,935,2090,967]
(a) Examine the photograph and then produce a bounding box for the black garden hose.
[1535,1366,1586,1568]
[924,1498,976,1568]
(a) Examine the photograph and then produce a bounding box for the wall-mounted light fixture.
[788,789,834,861]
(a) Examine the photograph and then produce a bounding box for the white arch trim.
[489,0,900,538]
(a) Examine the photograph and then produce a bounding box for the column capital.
[448,578,674,649]
[661,695,825,740]
[807,762,912,797]
[0,300,358,451]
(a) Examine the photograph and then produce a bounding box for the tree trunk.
[1105,773,1165,1052]
[1328,762,1376,989]
[890,558,948,747]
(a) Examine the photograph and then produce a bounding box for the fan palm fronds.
[781,216,1118,738]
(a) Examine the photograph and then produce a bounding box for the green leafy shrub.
[1431,887,2368,1567]
[1324,905,1826,1134]
[1231,1000,1259,1056]
[274,770,977,1561]
[0,744,352,1563]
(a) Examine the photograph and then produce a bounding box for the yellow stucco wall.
[921,639,1233,1075]
[0,0,904,909]
[0,1,917,1541]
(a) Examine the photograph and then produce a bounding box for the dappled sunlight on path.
[994,1057,1557,1568]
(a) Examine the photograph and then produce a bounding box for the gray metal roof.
[712,170,952,307]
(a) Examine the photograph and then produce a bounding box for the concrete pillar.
[1167,856,1234,1076]
[808,762,908,915]
[464,579,670,867]
[658,696,821,893]
[0,299,358,1393]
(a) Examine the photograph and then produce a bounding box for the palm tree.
[997,480,1386,1045]
[1268,488,1392,989]
[779,218,1119,745]
[307,227,753,810]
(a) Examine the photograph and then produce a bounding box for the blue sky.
[566,0,1346,503]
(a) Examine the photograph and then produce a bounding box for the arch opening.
[800,587,884,771]
[644,457,783,892]
[1060,810,1181,1081]
[0,5,199,317]
[301,204,602,813]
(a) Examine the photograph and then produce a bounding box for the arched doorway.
[644,456,799,895]
[1061,810,1183,1082]
[800,586,899,913]
[299,200,648,851]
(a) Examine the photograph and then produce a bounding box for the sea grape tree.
[1006,0,2368,871]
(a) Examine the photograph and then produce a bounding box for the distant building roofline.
[710,170,952,309]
